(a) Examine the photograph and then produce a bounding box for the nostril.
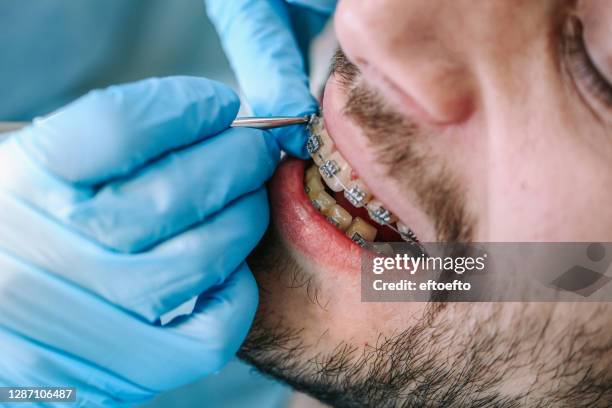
[334,0,476,127]
[433,88,476,125]
[424,67,477,125]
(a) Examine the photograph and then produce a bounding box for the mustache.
[332,50,474,242]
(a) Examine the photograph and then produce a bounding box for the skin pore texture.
[241,1,612,407]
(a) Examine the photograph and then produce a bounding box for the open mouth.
[267,111,421,272]
[304,112,419,246]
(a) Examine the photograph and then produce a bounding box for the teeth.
[343,179,372,208]
[308,113,324,135]
[319,151,351,192]
[306,112,419,245]
[345,217,377,246]
[305,170,325,197]
[396,220,410,235]
[324,204,353,231]
[366,200,398,225]
[397,221,419,242]
[371,242,395,256]
[305,164,321,183]
[309,190,336,213]
[308,128,334,166]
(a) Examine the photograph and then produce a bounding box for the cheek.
[483,137,570,241]
[483,120,612,241]
[323,296,428,347]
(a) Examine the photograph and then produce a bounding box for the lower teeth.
[304,162,419,245]
[349,232,366,247]
[309,190,335,214]
[325,204,353,231]
[345,217,377,244]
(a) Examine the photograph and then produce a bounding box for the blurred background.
[1,0,236,120]
[0,0,329,406]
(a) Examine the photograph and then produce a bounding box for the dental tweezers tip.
[230,115,312,129]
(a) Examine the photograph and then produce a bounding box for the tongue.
[333,192,402,242]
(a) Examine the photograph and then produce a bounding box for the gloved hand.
[205,0,336,159]
[0,77,279,407]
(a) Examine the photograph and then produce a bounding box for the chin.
[243,146,428,376]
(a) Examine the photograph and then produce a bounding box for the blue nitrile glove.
[205,0,336,159]
[0,76,280,407]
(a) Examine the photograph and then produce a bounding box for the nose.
[334,0,476,125]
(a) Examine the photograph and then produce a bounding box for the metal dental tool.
[0,122,26,134]
[230,115,313,129]
[0,115,313,135]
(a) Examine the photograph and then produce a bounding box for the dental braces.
[319,159,340,179]
[327,217,341,229]
[344,186,367,207]
[306,113,425,253]
[350,232,367,247]
[308,147,420,247]
[306,132,321,155]
[369,206,394,225]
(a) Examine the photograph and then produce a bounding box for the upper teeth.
[397,221,419,243]
[344,185,367,207]
[318,151,351,193]
[306,133,322,155]
[308,126,334,166]
[366,200,398,225]
[320,159,339,178]
[305,112,417,245]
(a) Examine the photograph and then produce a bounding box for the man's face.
[242,1,612,406]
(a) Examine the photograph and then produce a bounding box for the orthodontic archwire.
[310,147,421,246]
[305,113,411,240]
[307,108,421,247]
[307,109,422,248]
[306,113,426,254]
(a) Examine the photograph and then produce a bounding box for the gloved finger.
[125,188,268,320]
[0,250,169,392]
[15,76,239,185]
[0,188,268,321]
[163,262,258,374]
[205,0,319,158]
[0,328,153,407]
[0,136,93,217]
[0,250,256,392]
[64,127,278,253]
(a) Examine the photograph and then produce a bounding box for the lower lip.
[268,158,362,273]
